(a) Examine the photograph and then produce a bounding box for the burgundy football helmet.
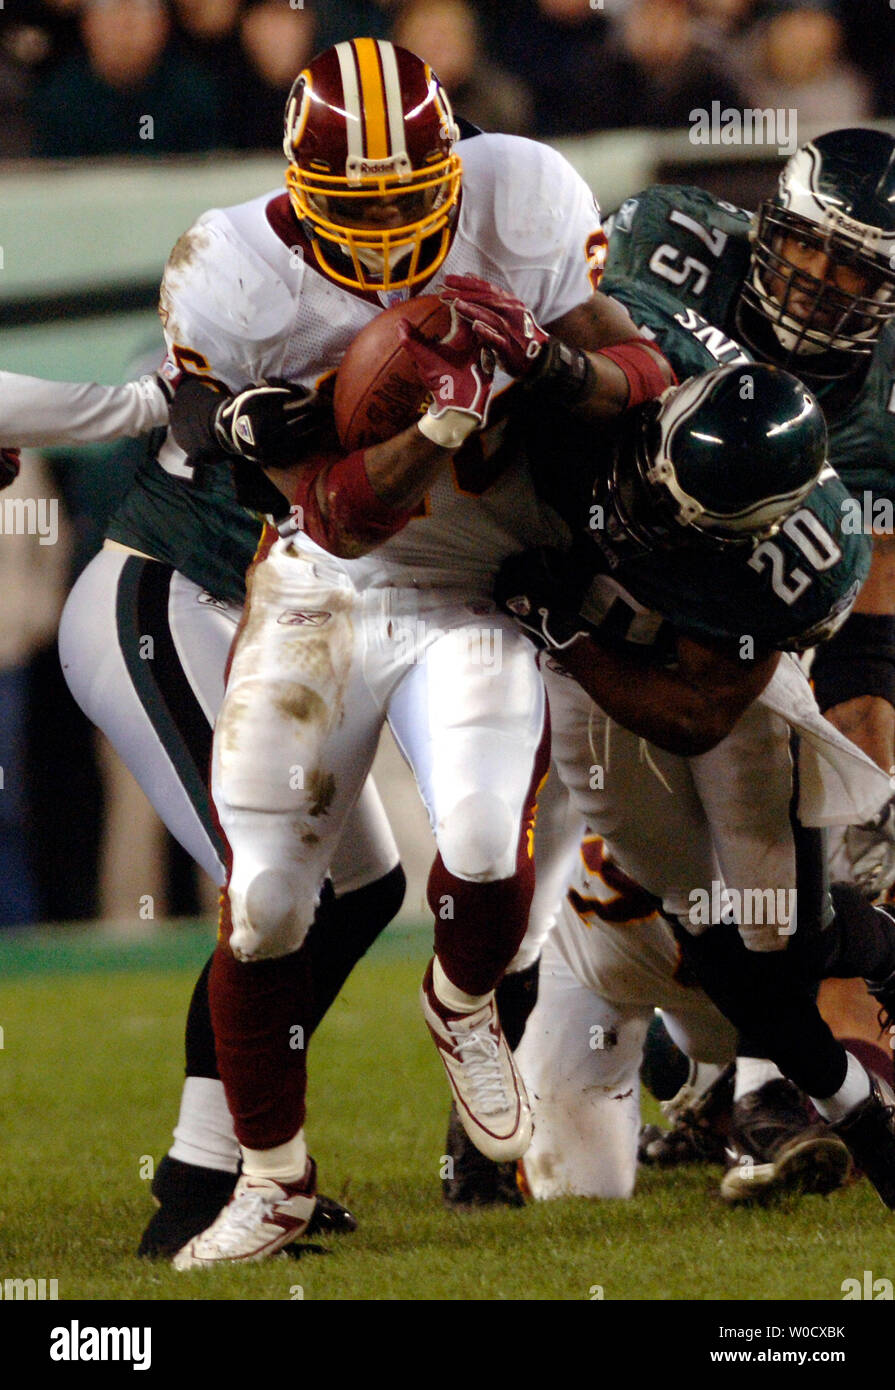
[284,38,462,293]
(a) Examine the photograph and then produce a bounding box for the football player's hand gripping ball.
[440,274,550,378]
[397,311,495,450]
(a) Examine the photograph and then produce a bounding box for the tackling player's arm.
[556,630,780,757]
[545,291,674,419]
[441,276,674,422]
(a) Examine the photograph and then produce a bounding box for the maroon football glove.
[0,448,21,489]
[440,274,550,378]
[397,312,495,449]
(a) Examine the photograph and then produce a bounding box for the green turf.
[0,925,889,1301]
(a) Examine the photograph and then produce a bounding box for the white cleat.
[172,1163,317,1269]
[421,959,533,1163]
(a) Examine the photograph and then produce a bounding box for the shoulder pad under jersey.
[160,197,295,389]
[456,134,603,324]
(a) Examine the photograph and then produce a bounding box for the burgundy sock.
[209,924,313,1150]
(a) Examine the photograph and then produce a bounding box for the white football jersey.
[159,134,605,589]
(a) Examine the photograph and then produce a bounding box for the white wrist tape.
[417,407,479,450]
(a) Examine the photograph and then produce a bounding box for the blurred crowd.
[0,0,892,160]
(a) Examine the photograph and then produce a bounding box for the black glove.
[0,448,21,489]
[213,381,324,466]
[495,546,596,651]
[169,375,325,467]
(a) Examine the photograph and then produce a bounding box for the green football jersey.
[585,465,867,653]
[105,428,263,605]
[606,184,895,506]
[522,275,870,653]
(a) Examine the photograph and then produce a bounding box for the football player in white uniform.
[163,38,673,1267]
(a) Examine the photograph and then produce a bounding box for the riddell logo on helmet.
[348,155,411,180]
[822,204,891,256]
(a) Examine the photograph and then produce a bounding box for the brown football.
[334,294,452,450]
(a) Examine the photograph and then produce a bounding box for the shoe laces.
[209,1187,279,1255]
[449,1025,511,1114]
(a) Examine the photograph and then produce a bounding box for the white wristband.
[417,407,479,450]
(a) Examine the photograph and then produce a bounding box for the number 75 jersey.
[605,183,895,508]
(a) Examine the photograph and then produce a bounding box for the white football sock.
[169,1076,241,1173]
[811,1052,872,1123]
[242,1129,309,1184]
[433,956,491,1014]
[735,1057,785,1101]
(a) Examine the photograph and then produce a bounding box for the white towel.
[759,653,891,827]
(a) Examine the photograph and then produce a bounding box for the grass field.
[0,920,890,1304]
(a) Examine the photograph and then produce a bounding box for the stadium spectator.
[168,0,242,106]
[313,0,392,52]
[173,0,241,41]
[688,0,777,80]
[230,0,317,150]
[743,4,872,129]
[479,0,610,137]
[610,0,747,130]
[833,0,895,118]
[30,0,224,157]
[0,0,87,156]
[393,0,533,135]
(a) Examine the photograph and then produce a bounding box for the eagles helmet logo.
[596,363,827,554]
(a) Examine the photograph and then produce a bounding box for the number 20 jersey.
[525,272,871,655]
[605,184,895,507]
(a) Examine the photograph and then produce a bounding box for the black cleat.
[441,1103,524,1209]
[306,1192,359,1236]
[137,1155,238,1259]
[137,1153,358,1258]
[720,1079,852,1205]
[638,1062,734,1167]
[833,1073,895,1209]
